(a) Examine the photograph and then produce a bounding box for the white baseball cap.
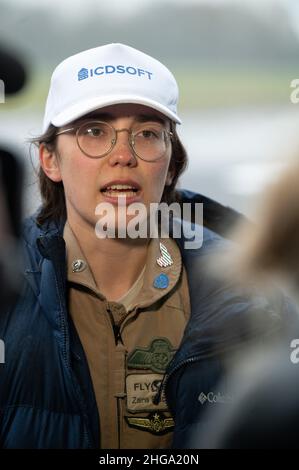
[42,43,181,132]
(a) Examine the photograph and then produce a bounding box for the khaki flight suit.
[64,222,190,449]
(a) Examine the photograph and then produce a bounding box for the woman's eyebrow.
[135,114,166,125]
[85,113,113,121]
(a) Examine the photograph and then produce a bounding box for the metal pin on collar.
[72,259,86,273]
[153,273,169,289]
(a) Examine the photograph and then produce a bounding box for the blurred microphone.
[0,150,23,309]
[0,47,27,95]
[0,45,27,309]
[0,149,23,239]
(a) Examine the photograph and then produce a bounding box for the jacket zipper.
[59,304,94,448]
[153,355,203,410]
[50,243,95,448]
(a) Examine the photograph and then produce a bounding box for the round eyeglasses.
[56,120,173,162]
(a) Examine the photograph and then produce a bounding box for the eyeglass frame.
[55,120,174,162]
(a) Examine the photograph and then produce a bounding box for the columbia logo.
[78,68,89,81]
[198,391,233,405]
[198,392,207,404]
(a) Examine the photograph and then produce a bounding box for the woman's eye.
[138,129,160,139]
[87,127,102,137]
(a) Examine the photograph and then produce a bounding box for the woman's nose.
[107,129,137,166]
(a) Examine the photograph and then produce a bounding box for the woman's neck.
[67,216,148,301]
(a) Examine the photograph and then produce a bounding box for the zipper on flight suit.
[106,301,127,448]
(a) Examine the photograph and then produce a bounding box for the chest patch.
[127,338,176,373]
[125,411,174,435]
[126,373,168,413]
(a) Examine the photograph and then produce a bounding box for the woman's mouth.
[101,184,140,198]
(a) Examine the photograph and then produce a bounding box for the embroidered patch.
[127,338,175,373]
[125,411,174,435]
[126,374,167,413]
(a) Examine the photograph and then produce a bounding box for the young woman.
[0,43,296,449]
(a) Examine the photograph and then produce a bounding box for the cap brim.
[45,94,181,132]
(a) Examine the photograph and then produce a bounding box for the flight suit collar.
[63,221,182,311]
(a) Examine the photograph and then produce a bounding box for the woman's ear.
[39,144,62,182]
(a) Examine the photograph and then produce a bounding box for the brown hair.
[31,121,188,227]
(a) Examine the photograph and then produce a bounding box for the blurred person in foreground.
[0,46,26,310]
[0,43,298,449]
[188,161,299,449]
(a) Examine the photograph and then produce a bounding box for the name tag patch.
[126,374,167,413]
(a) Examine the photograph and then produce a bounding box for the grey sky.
[5,0,296,39]
[3,0,296,27]
[3,0,290,13]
